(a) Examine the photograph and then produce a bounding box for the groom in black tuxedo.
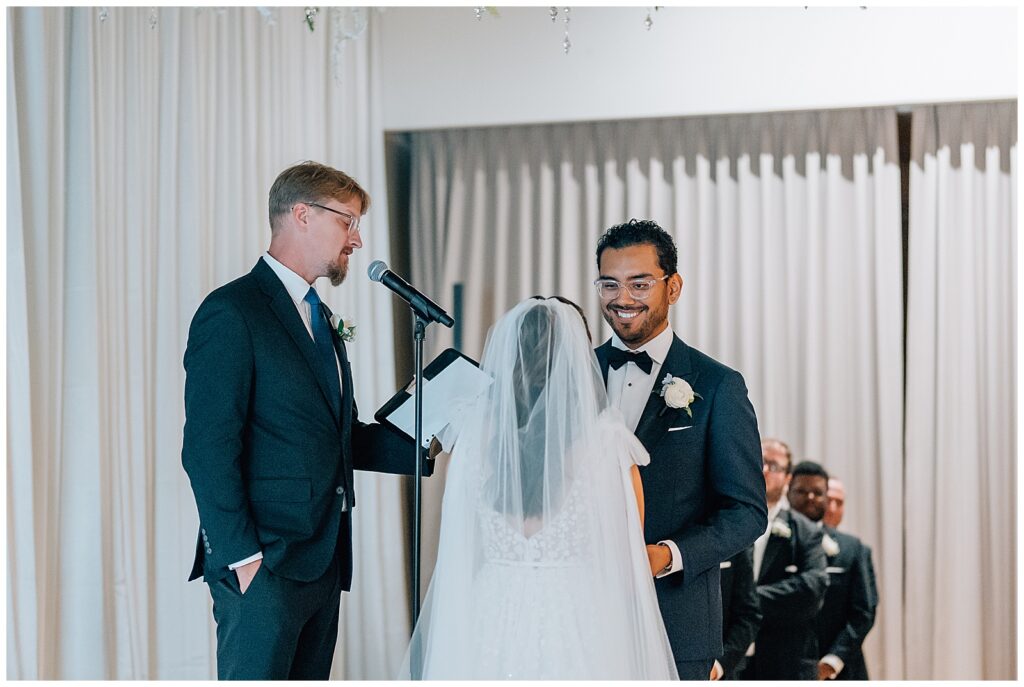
[182,161,429,679]
[593,219,768,680]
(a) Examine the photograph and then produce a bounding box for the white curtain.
[409,109,906,678]
[7,7,412,679]
[904,101,1016,680]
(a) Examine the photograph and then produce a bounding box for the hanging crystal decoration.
[97,7,109,22]
[562,7,571,54]
[304,7,318,32]
[644,9,653,30]
[474,6,484,20]
[148,7,158,29]
[549,6,558,22]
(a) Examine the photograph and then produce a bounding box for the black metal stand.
[411,315,427,625]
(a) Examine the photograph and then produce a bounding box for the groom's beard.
[601,299,669,348]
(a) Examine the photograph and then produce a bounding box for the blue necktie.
[304,287,341,416]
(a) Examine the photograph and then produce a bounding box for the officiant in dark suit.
[789,468,878,680]
[182,161,430,680]
[593,219,767,680]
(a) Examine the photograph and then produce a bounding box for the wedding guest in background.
[823,477,846,529]
[740,441,828,681]
[793,472,878,680]
[715,545,761,680]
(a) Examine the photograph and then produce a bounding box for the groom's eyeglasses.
[594,276,670,301]
[304,202,361,233]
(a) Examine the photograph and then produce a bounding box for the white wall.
[379,6,1017,131]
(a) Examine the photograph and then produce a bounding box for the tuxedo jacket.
[815,528,878,680]
[747,507,828,680]
[719,546,761,679]
[596,335,767,663]
[182,258,428,590]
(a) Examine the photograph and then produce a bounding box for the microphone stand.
[411,313,426,625]
[408,314,430,681]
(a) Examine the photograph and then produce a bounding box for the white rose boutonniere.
[770,518,792,539]
[330,314,356,343]
[822,532,840,557]
[656,373,701,417]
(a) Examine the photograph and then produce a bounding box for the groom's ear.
[667,273,683,304]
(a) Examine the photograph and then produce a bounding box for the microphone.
[368,260,454,328]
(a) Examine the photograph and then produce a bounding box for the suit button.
[336,486,345,495]
[205,547,212,554]
[202,535,209,543]
[201,528,206,535]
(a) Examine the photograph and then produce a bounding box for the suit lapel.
[325,304,352,425]
[253,259,341,427]
[634,335,698,450]
[758,510,792,582]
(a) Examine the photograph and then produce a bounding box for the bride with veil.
[399,297,677,680]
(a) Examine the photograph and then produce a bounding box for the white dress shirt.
[605,326,683,577]
[229,254,345,571]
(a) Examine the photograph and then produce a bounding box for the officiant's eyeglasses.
[593,276,670,301]
[305,202,361,233]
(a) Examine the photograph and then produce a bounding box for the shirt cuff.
[820,654,845,678]
[228,551,263,570]
[654,539,682,578]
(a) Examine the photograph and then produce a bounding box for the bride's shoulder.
[595,408,650,467]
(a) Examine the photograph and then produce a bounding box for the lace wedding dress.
[398,299,677,680]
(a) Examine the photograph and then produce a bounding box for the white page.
[389,356,492,448]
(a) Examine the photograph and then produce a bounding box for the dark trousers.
[676,658,714,681]
[208,555,342,680]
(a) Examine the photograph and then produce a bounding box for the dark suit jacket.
[596,335,767,662]
[815,528,877,680]
[182,258,428,590]
[748,507,828,680]
[719,546,761,678]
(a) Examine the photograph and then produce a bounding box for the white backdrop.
[7,7,411,679]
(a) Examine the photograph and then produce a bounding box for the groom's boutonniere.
[331,314,356,343]
[770,518,792,539]
[656,373,701,417]
[822,532,840,557]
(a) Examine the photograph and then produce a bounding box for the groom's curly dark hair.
[595,218,678,276]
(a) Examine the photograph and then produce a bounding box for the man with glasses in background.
[593,219,767,680]
[182,161,431,679]
[790,469,878,681]
[739,447,828,680]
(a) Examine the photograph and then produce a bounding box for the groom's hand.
[236,559,262,594]
[646,544,671,577]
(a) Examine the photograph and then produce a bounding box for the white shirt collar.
[263,252,313,305]
[610,325,674,366]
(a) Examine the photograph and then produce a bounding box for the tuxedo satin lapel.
[254,260,340,423]
[635,335,698,449]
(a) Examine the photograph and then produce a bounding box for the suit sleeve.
[826,542,878,662]
[181,296,262,573]
[757,517,829,623]
[350,400,435,477]
[720,548,762,676]
[675,370,769,576]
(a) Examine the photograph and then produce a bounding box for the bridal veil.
[399,298,677,680]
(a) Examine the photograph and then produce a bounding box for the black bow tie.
[607,347,654,375]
